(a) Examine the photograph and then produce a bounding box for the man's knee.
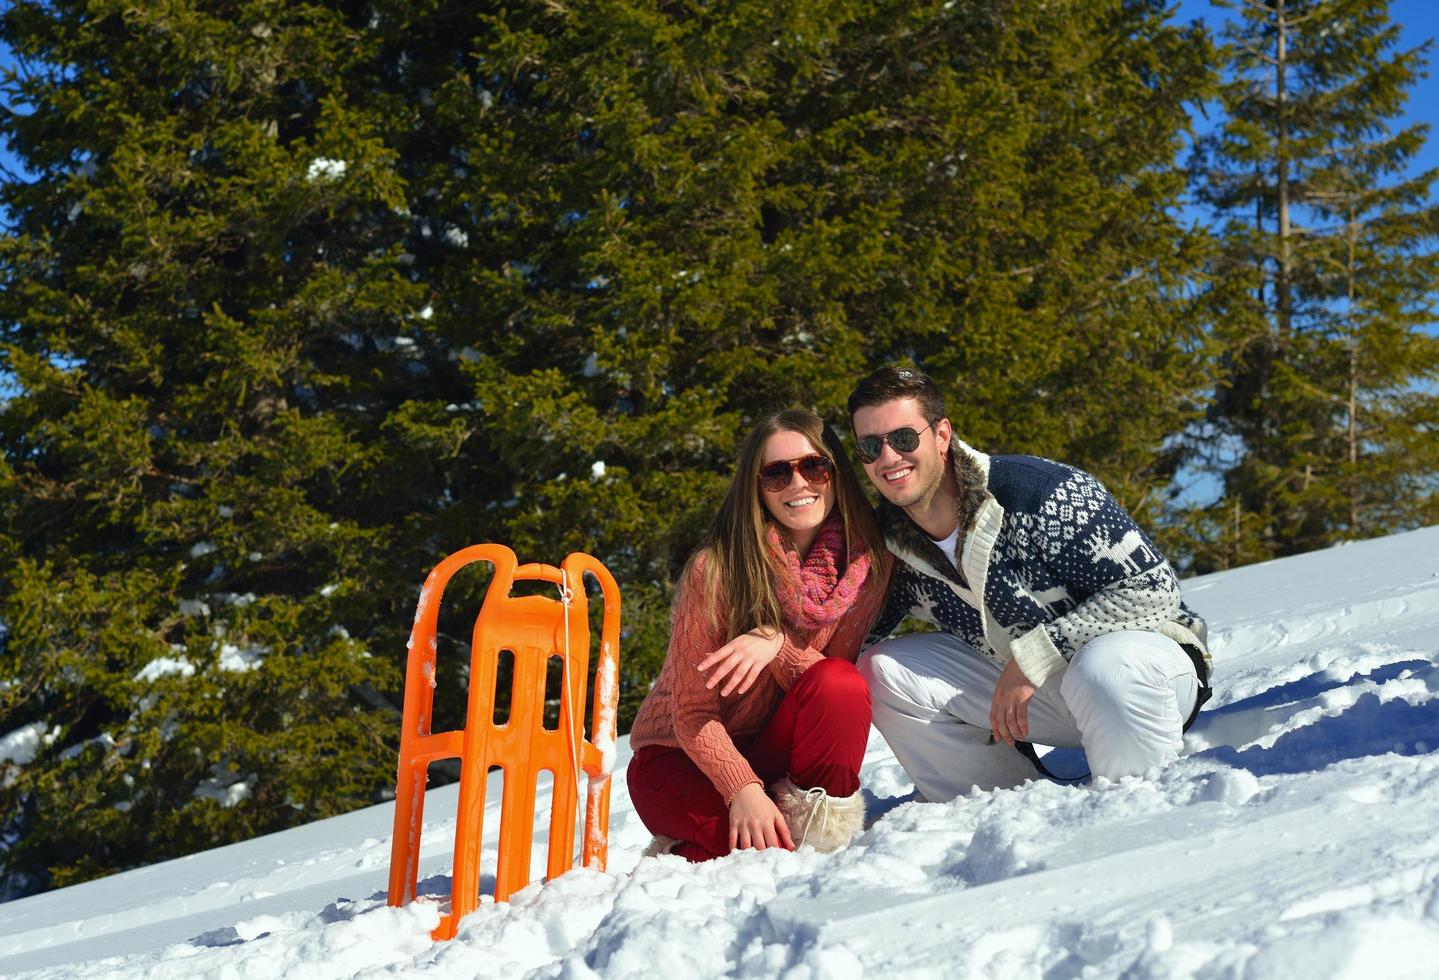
[856,645,892,689]
[858,632,950,684]
[859,644,931,732]
[1061,631,1196,726]
[860,632,995,718]
[857,641,922,712]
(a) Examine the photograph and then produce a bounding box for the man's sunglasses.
[854,423,933,464]
[758,454,835,493]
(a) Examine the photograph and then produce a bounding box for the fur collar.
[876,440,991,586]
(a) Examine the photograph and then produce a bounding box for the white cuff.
[1010,625,1068,687]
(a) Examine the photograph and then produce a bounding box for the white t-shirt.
[932,527,961,571]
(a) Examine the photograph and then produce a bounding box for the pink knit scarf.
[769,514,872,631]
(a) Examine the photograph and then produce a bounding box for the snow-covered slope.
[4,527,1439,979]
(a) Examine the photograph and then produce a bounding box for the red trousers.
[626,657,872,862]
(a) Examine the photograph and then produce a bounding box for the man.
[849,367,1210,800]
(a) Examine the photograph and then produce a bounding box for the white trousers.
[859,630,1199,801]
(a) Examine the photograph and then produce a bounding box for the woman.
[626,408,890,861]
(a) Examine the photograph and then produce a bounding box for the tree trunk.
[1275,0,1292,340]
[1346,205,1360,533]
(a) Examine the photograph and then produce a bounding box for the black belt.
[1180,642,1213,732]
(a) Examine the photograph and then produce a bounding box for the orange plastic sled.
[386,544,621,941]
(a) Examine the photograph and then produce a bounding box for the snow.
[593,653,618,776]
[0,723,46,767]
[216,643,264,673]
[307,158,347,182]
[193,770,253,809]
[3,526,1439,978]
[133,657,196,682]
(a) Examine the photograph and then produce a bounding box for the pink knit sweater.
[628,549,891,804]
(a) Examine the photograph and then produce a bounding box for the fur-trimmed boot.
[642,834,682,858]
[770,777,865,852]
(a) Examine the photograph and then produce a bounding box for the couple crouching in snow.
[626,368,1212,861]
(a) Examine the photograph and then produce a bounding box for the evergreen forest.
[1,0,1436,896]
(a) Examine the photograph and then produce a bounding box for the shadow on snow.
[1191,656,1439,777]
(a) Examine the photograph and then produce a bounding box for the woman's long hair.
[686,409,885,640]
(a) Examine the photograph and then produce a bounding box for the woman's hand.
[697,627,785,696]
[728,783,795,852]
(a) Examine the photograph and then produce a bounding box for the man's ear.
[934,417,953,456]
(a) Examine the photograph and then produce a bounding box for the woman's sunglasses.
[758,454,835,493]
[854,422,933,464]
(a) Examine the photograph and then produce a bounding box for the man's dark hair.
[847,367,948,423]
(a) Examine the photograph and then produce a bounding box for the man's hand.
[728,783,795,852]
[989,657,1037,747]
[697,627,785,697]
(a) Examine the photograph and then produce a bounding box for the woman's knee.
[796,657,869,704]
[802,655,863,682]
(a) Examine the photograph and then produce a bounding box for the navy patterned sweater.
[869,441,1209,688]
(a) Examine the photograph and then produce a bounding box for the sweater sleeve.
[1007,472,1184,687]
[767,632,825,692]
[769,555,894,688]
[863,558,916,647]
[667,559,764,804]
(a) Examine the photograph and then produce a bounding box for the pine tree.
[390,0,1217,575]
[1189,0,1439,569]
[0,1,439,893]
